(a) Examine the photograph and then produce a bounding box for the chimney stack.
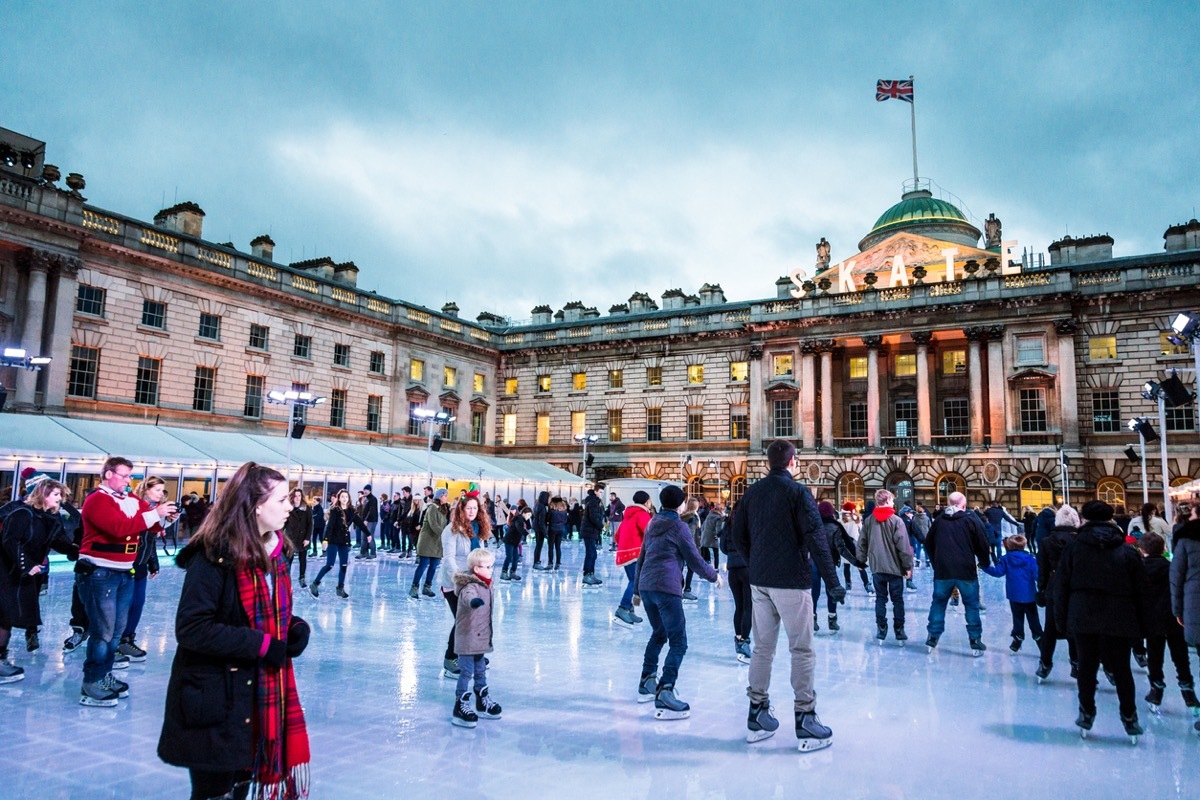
[250,234,275,261]
[154,201,205,237]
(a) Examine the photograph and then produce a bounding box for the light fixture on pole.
[708,458,722,502]
[1058,449,1071,508]
[678,453,692,490]
[1126,418,1154,504]
[412,408,454,489]
[266,389,327,483]
[574,433,599,491]
[0,346,53,413]
[1140,382,1174,522]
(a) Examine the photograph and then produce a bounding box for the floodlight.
[1124,446,1141,464]
[1159,373,1194,408]
[3,348,25,358]
[1170,311,1199,339]
[29,357,51,366]
[1129,418,1159,444]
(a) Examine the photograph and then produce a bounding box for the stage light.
[1171,311,1199,339]
[1159,372,1194,408]
[1129,418,1159,444]
[1124,446,1141,464]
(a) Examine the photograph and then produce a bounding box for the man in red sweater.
[77,457,176,706]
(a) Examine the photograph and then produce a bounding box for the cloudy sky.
[7,1,1198,321]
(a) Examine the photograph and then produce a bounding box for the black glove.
[287,616,311,658]
[263,637,287,668]
[470,598,484,609]
[829,584,847,605]
[1035,591,1046,608]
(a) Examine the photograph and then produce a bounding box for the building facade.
[2,129,1198,512]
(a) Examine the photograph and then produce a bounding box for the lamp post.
[266,389,327,484]
[1058,448,1071,508]
[1169,311,1200,434]
[708,458,721,503]
[574,433,599,494]
[1141,382,1173,523]
[0,347,52,412]
[412,408,454,489]
[1126,418,1157,505]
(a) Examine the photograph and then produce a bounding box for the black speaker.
[291,422,307,439]
[431,435,443,452]
[585,453,595,467]
[1124,446,1141,464]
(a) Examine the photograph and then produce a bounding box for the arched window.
[729,476,747,506]
[1095,477,1125,508]
[837,472,865,510]
[885,472,915,508]
[1020,474,1055,510]
[687,475,704,499]
[935,472,966,509]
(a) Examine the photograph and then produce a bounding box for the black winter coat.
[718,517,746,570]
[1054,521,1146,638]
[0,504,74,629]
[324,506,368,547]
[580,495,606,540]
[504,514,530,547]
[283,505,312,552]
[1037,525,1076,596]
[532,492,550,536]
[158,542,267,772]
[732,468,837,591]
[1140,556,1176,638]
[925,508,991,581]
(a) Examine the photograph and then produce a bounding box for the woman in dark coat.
[283,489,312,588]
[546,497,569,571]
[1035,505,1080,681]
[310,489,367,600]
[158,461,310,800]
[1053,501,1146,739]
[1170,503,1200,734]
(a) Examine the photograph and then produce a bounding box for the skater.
[354,485,379,560]
[450,548,502,728]
[913,503,932,565]
[733,440,844,750]
[840,503,871,594]
[531,491,550,570]
[157,462,311,800]
[411,488,449,598]
[680,497,702,600]
[699,502,723,572]
[310,489,367,600]
[1128,502,1172,541]
[120,476,174,662]
[500,505,531,580]
[546,497,568,571]
[1170,501,1200,734]
[1035,504,1080,682]
[923,491,991,656]
[1054,501,1146,741]
[981,535,1041,653]
[856,490,914,645]
[284,489,312,588]
[309,495,325,559]
[719,501,752,661]
[633,485,719,720]
[607,491,625,551]
[1138,532,1198,714]
[438,493,493,678]
[613,491,653,628]
[580,488,606,585]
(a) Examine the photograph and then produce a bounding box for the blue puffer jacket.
[982,549,1039,604]
[634,510,718,596]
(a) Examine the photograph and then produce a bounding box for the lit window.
[687,365,705,384]
[572,372,587,391]
[538,375,552,392]
[729,361,748,382]
[729,405,748,439]
[1096,477,1125,507]
[608,409,623,442]
[410,358,425,382]
[848,357,867,379]
[1088,336,1117,361]
[942,349,966,374]
[608,369,623,389]
[472,411,485,444]
[505,377,518,395]
[502,413,517,445]
[894,353,916,377]
[473,373,485,393]
[444,366,457,387]
[646,366,663,386]
[1161,332,1191,356]
[536,413,550,444]
[1015,335,1045,366]
[772,354,793,378]
[571,411,586,438]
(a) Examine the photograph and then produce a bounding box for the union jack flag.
[876,79,914,103]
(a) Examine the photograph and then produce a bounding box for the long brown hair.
[190,462,291,570]
[449,496,493,541]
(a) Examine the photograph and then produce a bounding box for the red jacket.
[80,486,163,570]
[615,505,652,566]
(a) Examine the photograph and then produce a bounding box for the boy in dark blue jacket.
[982,534,1041,652]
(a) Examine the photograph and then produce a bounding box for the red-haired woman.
[158,462,311,800]
[436,493,492,677]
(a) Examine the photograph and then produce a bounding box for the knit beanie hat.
[1080,500,1114,522]
[659,485,686,511]
[632,490,650,504]
[818,501,836,519]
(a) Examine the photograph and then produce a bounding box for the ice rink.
[2,539,1196,799]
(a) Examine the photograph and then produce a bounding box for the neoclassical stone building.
[2,128,1198,511]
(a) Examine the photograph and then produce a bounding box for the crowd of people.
[2,444,1199,797]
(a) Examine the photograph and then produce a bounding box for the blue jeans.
[503,543,520,573]
[810,561,837,614]
[412,556,440,587]
[619,563,638,610]
[455,653,488,696]
[640,590,687,689]
[583,537,598,574]
[122,574,148,641]
[314,544,350,587]
[927,578,983,639]
[78,566,133,683]
[909,535,925,564]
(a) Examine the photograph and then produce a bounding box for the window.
[894,399,918,437]
[1091,390,1120,433]
[730,405,749,440]
[472,411,485,444]
[473,373,484,394]
[1161,332,1191,356]
[1019,474,1054,509]
[942,349,967,374]
[1166,405,1196,432]
[847,402,867,437]
[538,375,552,393]
[571,411,586,438]
[1088,336,1118,361]
[1096,477,1126,507]
[772,354,793,379]
[536,413,550,445]
[838,472,865,510]
[730,361,748,382]
[440,405,454,439]
[407,401,422,436]
[773,399,794,438]
[410,358,425,382]
[504,377,518,395]
[192,367,216,412]
[608,409,623,442]
[198,313,221,341]
[687,409,704,440]
[1015,335,1045,366]
[608,369,623,389]
[1019,388,1047,432]
[894,353,917,377]
[646,408,662,441]
[333,343,351,368]
[76,285,106,317]
[687,365,705,384]
[443,366,457,387]
[848,356,867,380]
[371,351,386,375]
[367,395,383,433]
[943,398,969,436]
[66,345,100,398]
[248,324,269,351]
[293,334,312,359]
[329,389,347,428]
[572,372,587,391]
[134,357,161,405]
[646,366,663,387]
[500,410,517,444]
[243,375,264,418]
[936,472,966,508]
[141,300,166,329]
[291,383,309,425]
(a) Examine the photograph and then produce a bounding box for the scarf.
[236,535,311,800]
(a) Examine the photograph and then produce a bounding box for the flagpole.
[909,74,918,185]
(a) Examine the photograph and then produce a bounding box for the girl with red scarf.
[158,462,311,800]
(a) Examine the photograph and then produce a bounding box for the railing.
[643,320,668,331]
[568,327,590,338]
[198,248,232,269]
[366,298,391,314]
[724,310,750,323]
[1008,432,1063,447]
[929,281,963,297]
[469,328,491,342]
[331,287,358,305]
[882,436,917,449]
[1148,264,1194,279]
[605,323,629,335]
[880,286,911,302]
[139,229,181,254]
[246,262,278,281]
[82,209,121,235]
[930,435,970,452]
[763,300,798,315]
[504,333,526,344]
[833,437,868,451]
[290,274,319,294]
[832,292,864,305]
[0,176,33,201]
[1075,270,1121,286]
[439,319,462,333]
[1004,273,1052,289]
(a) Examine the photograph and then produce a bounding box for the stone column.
[986,325,1007,448]
[43,256,82,412]
[818,339,836,449]
[14,250,52,409]
[748,343,766,451]
[863,335,883,449]
[799,340,817,450]
[965,327,987,449]
[911,331,933,449]
[1054,319,1080,447]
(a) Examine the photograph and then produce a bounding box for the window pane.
[773,399,794,438]
[1016,336,1045,365]
[687,365,704,384]
[249,324,269,350]
[329,389,346,428]
[472,411,485,444]
[334,344,350,367]
[293,334,311,359]
[141,300,166,329]
[943,398,969,436]
[646,366,663,386]
[536,413,550,444]
[847,403,867,437]
[608,409,623,442]
[942,350,966,374]
[848,357,867,379]
[608,369,623,389]
[572,372,587,391]
[371,351,386,375]
[687,409,703,440]
[444,366,456,387]
[1091,390,1120,433]
[198,313,221,341]
[410,358,424,381]
[367,396,382,433]
[192,367,216,412]
[68,345,100,398]
[502,413,517,445]
[76,285,106,316]
[505,377,518,395]
[1088,336,1117,361]
[291,383,309,424]
[407,401,422,436]
[894,399,917,436]
[1161,332,1191,356]
[772,354,793,378]
[571,410,586,438]
[730,361,748,382]
[473,373,484,393]
[1019,388,1047,432]
[646,408,662,441]
[538,375,552,392]
[439,406,454,439]
[134,357,161,405]
[894,353,916,377]
[243,375,264,418]
[1166,405,1196,432]
[730,405,748,440]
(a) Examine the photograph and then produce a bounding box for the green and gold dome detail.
[858,188,981,251]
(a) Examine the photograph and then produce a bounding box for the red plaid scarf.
[236,534,311,799]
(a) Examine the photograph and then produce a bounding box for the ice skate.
[451,691,478,728]
[117,637,147,662]
[336,586,350,599]
[309,581,320,598]
[1009,636,1022,654]
[1103,669,1116,687]
[1035,661,1052,683]
[510,572,522,582]
[0,653,25,685]
[813,614,820,633]
[629,609,644,624]
[653,686,690,720]
[408,585,419,600]
[894,626,908,646]
[613,607,636,628]
[1146,683,1164,713]
[637,673,657,703]
[101,673,129,699]
[80,681,119,708]
[736,638,752,664]
[746,701,778,743]
[1181,684,1200,716]
[827,614,840,634]
[62,627,87,655]
[422,585,436,597]
[970,638,986,657]
[925,635,939,654]
[1075,707,1096,739]
[443,657,460,678]
[1122,714,1143,744]
[1133,651,1149,670]
[795,711,833,752]
[876,623,887,646]
[475,686,502,720]
[681,590,698,601]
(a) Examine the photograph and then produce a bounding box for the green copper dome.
[859,188,981,251]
